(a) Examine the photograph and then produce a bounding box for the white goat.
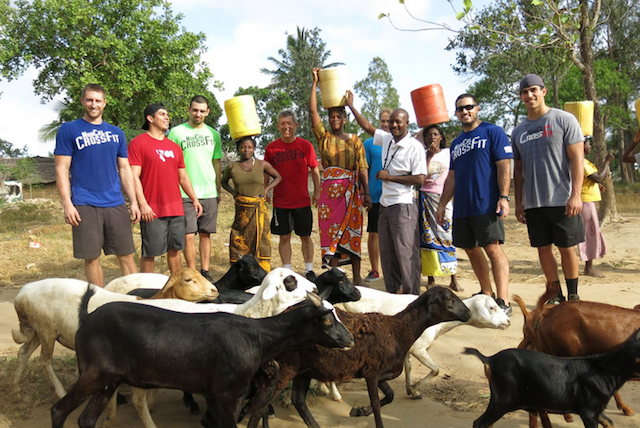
[334,287,511,399]
[104,272,168,294]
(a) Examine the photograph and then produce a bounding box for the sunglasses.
[455,104,477,113]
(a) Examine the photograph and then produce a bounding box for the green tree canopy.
[261,26,341,143]
[0,0,222,136]
[354,57,400,132]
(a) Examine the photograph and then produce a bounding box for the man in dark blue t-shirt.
[54,84,140,286]
[436,93,513,315]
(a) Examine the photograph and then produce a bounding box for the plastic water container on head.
[564,101,594,136]
[411,84,450,128]
[225,95,261,140]
[318,66,350,109]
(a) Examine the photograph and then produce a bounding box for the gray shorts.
[183,198,218,234]
[72,204,135,259]
[453,214,505,249]
[140,216,185,257]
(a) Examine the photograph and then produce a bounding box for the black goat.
[464,330,640,428]
[50,285,354,428]
[245,286,471,428]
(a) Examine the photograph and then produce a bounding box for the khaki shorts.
[140,216,185,257]
[72,204,135,259]
[183,198,218,234]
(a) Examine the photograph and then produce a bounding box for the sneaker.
[200,269,214,284]
[364,271,380,282]
[305,270,317,282]
[547,295,566,305]
[568,293,580,301]
[495,298,512,317]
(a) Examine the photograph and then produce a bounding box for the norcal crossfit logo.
[156,149,175,162]
[519,125,553,145]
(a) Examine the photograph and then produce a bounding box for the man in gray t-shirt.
[511,74,585,303]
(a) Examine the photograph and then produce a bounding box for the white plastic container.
[318,66,350,109]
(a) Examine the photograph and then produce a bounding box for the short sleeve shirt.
[128,133,185,218]
[581,159,601,202]
[313,122,368,171]
[449,121,513,218]
[511,108,584,209]
[373,129,428,207]
[167,123,222,199]
[264,137,318,209]
[54,118,128,207]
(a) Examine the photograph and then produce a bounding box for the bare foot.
[584,267,605,278]
[449,280,464,292]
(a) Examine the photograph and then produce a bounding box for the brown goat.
[514,281,640,428]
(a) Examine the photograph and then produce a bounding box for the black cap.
[142,103,166,130]
[519,74,545,92]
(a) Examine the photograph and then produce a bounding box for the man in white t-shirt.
[346,92,427,294]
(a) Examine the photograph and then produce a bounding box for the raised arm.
[345,90,377,136]
[309,68,322,130]
[621,130,640,164]
[588,151,614,184]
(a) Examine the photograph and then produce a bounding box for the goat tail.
[512,295,529,322]
[463,347,488,363]
[536,281,560,311]
[79,283,97,327]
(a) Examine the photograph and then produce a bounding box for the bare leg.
[278,234,292,266]
[484,242,510,302]
[301,235,314,266]
[537,245,560,283]
[367,231,380,273]
[351,255,362,285]
[167,249,181,273]
[140,256,155,273]
[184,233,197,269]
[465,247,493,295]
[116,253,138,276]
[199,232,211,271]
[558,245,579,280]
[449,274,463,292]
[84,257,103,287]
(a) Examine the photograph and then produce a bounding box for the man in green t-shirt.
[168,95,222,281]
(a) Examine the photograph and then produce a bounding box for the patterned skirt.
[419,190,457,276]
[318,167,362,264]
[229,195,271,271]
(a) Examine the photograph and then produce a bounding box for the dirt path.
[2,215,640,427]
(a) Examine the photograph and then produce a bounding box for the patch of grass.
[422,377,489,412]
[613,182,640,212]
[0,355,77,420]
[0,201,59,234]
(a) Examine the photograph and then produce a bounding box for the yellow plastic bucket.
[635,98,640,128]
[318,66,350,109]
[564,101,594,136]
[224,95,261,139]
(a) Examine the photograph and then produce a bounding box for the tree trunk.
[579,0,619,223]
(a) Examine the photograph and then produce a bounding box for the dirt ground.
[1,214,640,427]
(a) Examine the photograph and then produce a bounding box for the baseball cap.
[142,103,166,130]
[519,74,545,92]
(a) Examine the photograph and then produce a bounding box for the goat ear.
[159,270,178,294]
[319,286,332,301]
[261,282,277,300]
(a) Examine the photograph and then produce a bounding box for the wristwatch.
[499,195,511,201]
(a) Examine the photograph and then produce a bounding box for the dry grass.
[0,355,78,420]
[422,377,489,413]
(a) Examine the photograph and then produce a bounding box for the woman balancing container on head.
[222,136,281,271]
[309,67,372,285]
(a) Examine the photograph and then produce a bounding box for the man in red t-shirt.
[264,109,320,280]
[129,103,203,273]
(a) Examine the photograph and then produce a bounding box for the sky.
[0,0,493,157]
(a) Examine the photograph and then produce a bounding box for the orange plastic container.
[318,66,350,109]
[564,101,594,136]
[224,95,261,139]
[411,84,450,128]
